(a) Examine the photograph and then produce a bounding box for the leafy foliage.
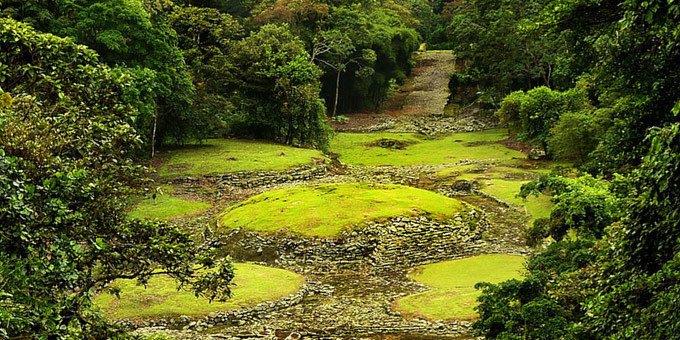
[496,85,591,151]
[520,175,623,241]
[229,24,331,149]
[0,19,232,338]
[460,0,680,337]
[474,240,594,339]
[1,0,199,147]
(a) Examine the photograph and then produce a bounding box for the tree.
[310,30,377,117]
[0,18,232,338]
[1,0,198,148]
[230,24,331,149]
[496,85,590,150]
[169,5,243,138]
[519,175,623,241]
[319,4,419,112]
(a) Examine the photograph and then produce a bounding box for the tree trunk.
[286,111,294,145]
[151,112,158,158]
[332,70,341,117]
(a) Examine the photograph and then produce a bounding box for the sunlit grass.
[128,189,211,221]
[436,163,554,222]
[480,179,552,221]
[218,183,467,238]
[331,129,525,167]
[395,254,525,320]
[158,139,324,177]
[94,263,304,320]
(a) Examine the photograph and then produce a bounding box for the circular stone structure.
[94,263,304,320]
[219,183,490,270]
[218,183,467,238]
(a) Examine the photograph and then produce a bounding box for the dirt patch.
[499,138,532,154]
[462,140,497,147]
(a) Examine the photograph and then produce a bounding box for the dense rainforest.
[0,0,678,338]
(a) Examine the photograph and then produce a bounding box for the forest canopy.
[0,0,425,151]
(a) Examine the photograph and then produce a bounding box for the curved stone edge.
[223,208,491,273]
[114,281,333,332]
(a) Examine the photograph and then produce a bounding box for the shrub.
[497,86,591,149]
[547,110,599,163]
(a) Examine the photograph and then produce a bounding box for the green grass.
[128,187,211,221]
[436,163,554,221]
[395,254,525,320]
[331,129,525,167]
[218,183,466,238]
[481,179,552,220]
[158,139,324,177]
[94,263,304,320]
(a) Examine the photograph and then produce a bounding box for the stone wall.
[222,209,490,273]
[172,164,329,189]
[118,281,333,331]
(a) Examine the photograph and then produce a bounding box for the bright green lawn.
[218,183,466,237]
[94,263,304,320]
[481,179,552,220]
[128,191,211,221]
[395,254,525,320]
[159,139,324,177]
[331,129,525,167]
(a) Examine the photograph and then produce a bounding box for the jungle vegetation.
[0,0,678,338]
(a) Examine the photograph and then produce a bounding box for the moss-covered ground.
[395,254,525,320]
[331,129,524,167]
[218,183,466,238]
[94,263,304,320]
[437,163,555,222]
[128,187,211,221]
[158,139,324,177]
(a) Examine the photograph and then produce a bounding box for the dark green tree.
[229,24,331,149]
[1,0,198,149]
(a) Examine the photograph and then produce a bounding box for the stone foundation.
[222,209,490,273]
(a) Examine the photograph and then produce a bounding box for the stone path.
[331,50,497,135]
[386,50,457,117]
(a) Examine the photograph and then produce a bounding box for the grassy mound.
[218,183,466,237]
[331,129,524,167]
[128,189,211,221]
[395,254,525,320]
[159,139,324,177]
[94,263,304,320]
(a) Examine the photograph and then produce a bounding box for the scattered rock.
[528,147,547,160]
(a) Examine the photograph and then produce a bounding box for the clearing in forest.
[121,50,555,338]
[218,183,467,237]
[332,129,524,166]
[128,186,211,221]
[436,164,560,222]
